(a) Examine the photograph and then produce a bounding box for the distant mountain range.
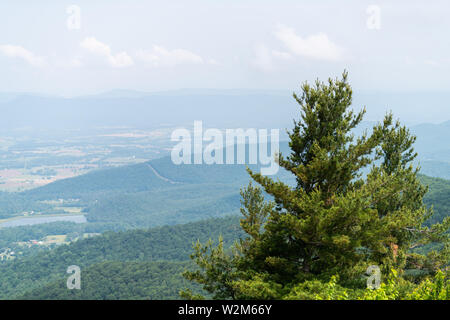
[0,90,297,130]
[0,89,448,176]
[0,89,449,130]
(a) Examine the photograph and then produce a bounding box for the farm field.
[0,126,173,191]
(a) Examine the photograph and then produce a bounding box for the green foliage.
[182,236,241,300]
[284,275,351,300]
[0,216,243,299]
[282,269,449,300]
[420,174,450,225]
[356,269,450,300]
[184,72,450,300]
[405,270,450,300]
[20,261,200,300]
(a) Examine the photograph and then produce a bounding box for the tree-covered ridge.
[1,174,448,299]
[20,155,258,201]
[20,261,200,300]
[0,136,444,234]
[83,184,242,228]
[420,174,450,225]
[0,173,447,299]
[0,216,243,299]
[183,72,450,300]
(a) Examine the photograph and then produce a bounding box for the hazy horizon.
[2,1,450,124]
[0,88,449,125]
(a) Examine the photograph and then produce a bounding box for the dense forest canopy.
[0,216,243,299]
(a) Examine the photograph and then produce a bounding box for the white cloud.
[252,46,293,72]
[136,45,204,67]
[271,50,292,60]
[80,37,110,56]
[252,45,275,71]
[108,52,134,68]
[54,57,83,69]
[80,37,134,68]
[0,45,46,67]
[274,25,344,61]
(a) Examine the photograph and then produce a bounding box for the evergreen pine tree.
[182,72,450,299]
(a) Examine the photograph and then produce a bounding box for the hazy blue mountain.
[353,91,450,124]
[411,121,450,162]
[86,88,291,99]
[419,161,450,180]
[1,90,449,131]
[0,91,297,130]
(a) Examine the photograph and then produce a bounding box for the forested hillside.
[21,143,292,201]
[420,175,450,224]
[1,172,448,299]
[0,216,243,299]
[20,261,197,300]
[2,144,292,231]
[83,184,242,227]
[0,154,447,253]
[0,131,447,299]
[14,151,449,230]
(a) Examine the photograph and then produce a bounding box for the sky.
[0,0,449,98]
